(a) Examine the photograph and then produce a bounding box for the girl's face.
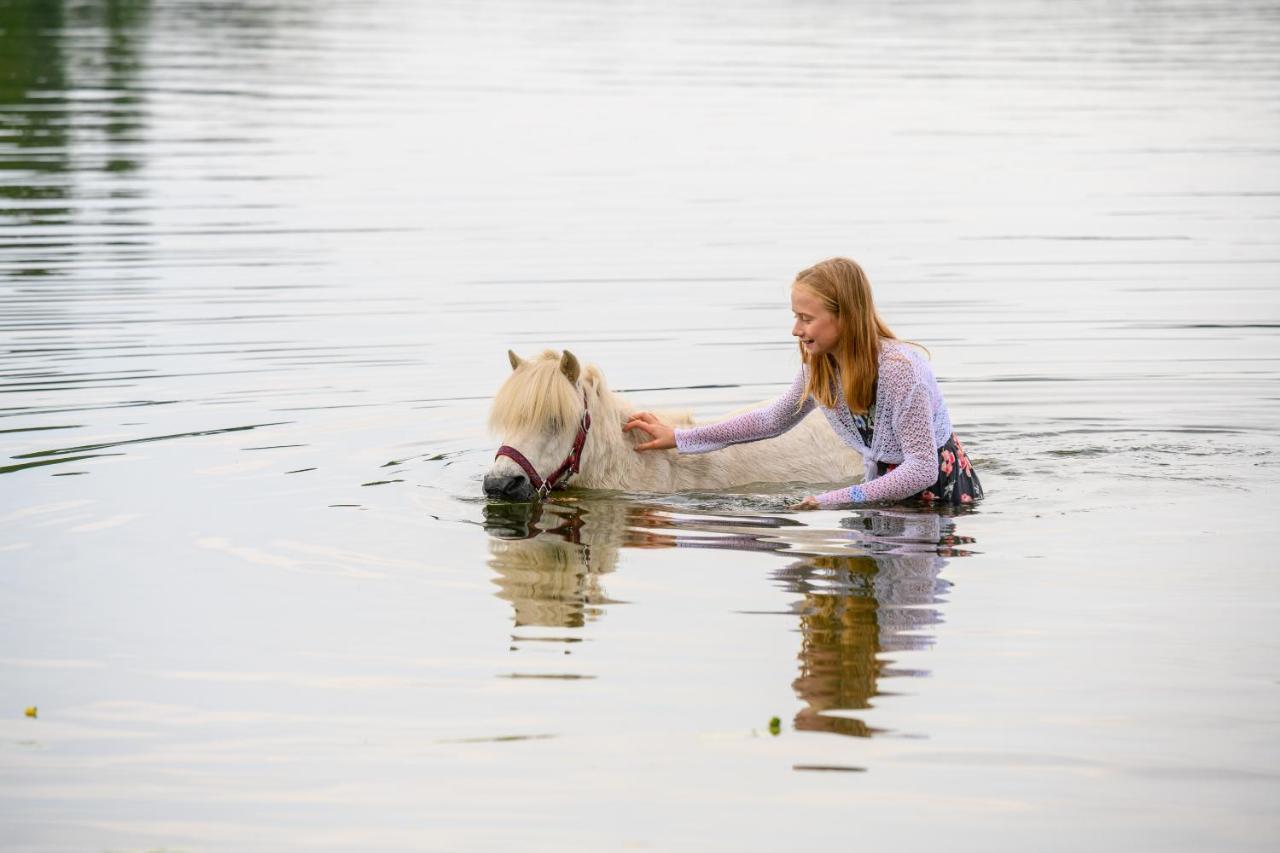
[791,284,841,356]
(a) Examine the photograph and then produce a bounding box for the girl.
[622,257,983,510]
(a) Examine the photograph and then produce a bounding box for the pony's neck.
[578,383,661,489]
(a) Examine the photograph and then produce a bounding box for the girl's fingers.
[623,412,665,433]
[622,412,673,451]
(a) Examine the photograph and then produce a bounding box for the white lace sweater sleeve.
[674,368,814,454]
[820,352,938,504]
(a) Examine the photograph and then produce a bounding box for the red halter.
[494,389,592,500]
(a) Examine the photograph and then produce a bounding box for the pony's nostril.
[503,476,532,501]
[483,473,532,501]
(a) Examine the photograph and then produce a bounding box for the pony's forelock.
[488,350,585,436]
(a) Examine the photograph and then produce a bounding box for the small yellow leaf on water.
[24,706,37,718]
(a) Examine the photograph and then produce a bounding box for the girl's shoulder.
[877,339,934,382]
[877,338,923,367]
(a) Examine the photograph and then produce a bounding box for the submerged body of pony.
[484,349,860,502]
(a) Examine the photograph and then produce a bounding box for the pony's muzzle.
[483,472,536,502]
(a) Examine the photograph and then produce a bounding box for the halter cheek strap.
[494,389,592,500]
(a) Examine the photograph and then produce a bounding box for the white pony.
[484,349,861,502]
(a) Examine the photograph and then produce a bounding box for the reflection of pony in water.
[482,499,795,629]
[484,349,861,502]
[483,501,633,629]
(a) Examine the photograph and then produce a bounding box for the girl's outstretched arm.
[671,368,814,454]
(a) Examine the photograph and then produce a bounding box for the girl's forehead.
[791,284,825,311]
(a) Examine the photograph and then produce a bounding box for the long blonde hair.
[795,258,899,415]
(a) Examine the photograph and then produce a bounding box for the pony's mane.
[489,350,589,435]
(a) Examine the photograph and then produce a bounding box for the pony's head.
[485,349,595,502]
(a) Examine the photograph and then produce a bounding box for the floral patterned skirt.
[876,433,983,505]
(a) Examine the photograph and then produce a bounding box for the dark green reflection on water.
[483,499,974,737]
[0,0,150,276]
[0,0,72,230]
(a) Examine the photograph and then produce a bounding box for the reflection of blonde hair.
[807,554,879,574]
[794,258,907,415]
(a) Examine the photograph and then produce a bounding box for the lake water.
[2,0,1279,849]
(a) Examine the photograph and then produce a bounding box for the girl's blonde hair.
[794,257,900,415]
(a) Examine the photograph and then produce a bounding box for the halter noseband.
[494,388,592,500]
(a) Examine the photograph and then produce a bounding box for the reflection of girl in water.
[779,552,950,737]
[624,258,983,509]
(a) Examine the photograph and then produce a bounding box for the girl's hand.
[789,496,821,511]
[623,411,676,451]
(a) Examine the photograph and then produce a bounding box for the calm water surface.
[2,0,1279,850]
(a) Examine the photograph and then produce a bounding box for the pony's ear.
[508,350,523,371]
[559,350,580,384]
